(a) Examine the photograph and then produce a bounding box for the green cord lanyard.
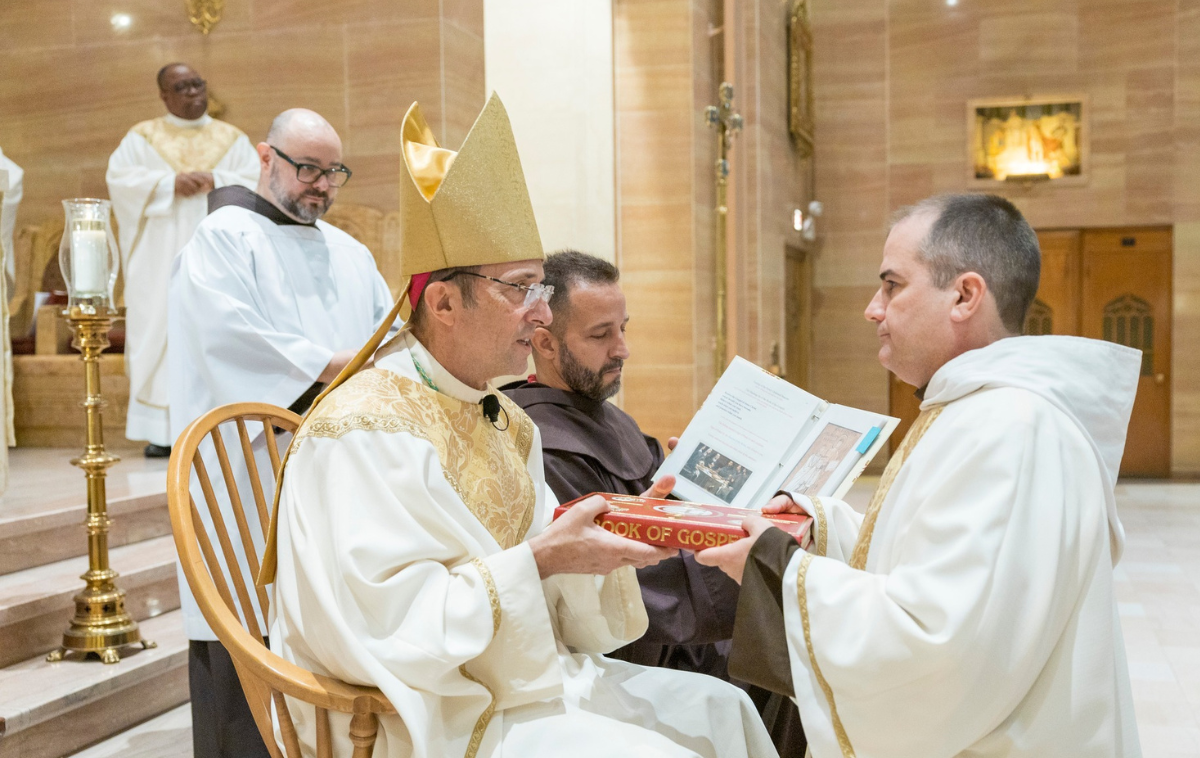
[412,356,440,392]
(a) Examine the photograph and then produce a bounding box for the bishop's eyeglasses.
[269,145,353,188]
[445,271,554,309]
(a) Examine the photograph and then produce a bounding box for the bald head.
[266,108,341,150]
[256,109,347,223]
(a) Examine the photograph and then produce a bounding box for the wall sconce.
[800,200,822,242]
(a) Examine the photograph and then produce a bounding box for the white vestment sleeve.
[106,132,174,256]
[782,398,1109,758]
[542,568,648,654]
[210,135,261,191]
[174,224,335,407]
[1,150,23,283]
[787,493,864,563]
[276,430,564,725]
[528,448,651,655]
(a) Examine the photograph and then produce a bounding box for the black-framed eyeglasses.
[171,78,206,94]
[269,145,353,188]
[445,271,554,309]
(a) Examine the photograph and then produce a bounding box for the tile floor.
[2,447,168,518]
[1112,482,1200,757]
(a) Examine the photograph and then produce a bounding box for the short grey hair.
[408,265,481,330]
[893,193,1040,334]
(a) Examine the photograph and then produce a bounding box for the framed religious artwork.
[968,96,1090,186]
[788,0,814,158]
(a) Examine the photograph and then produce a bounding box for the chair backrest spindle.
[168,403,393,758]
[208,425,271,617]
[236,418,274,538]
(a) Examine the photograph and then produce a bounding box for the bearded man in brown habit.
[502,249,807,757]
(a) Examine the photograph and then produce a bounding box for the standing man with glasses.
[107,62,259,457]
[169,107,395,758]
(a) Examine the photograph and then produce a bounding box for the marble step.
[0,611,189,758]
[0,536,180,669]
[67,703,192,758]
[0,491,171,576]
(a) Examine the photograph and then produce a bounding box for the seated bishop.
[257,95,777,758]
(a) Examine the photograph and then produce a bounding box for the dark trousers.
[189,640,272,758]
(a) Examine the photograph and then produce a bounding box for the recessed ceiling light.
[946,0,959,5]
[110,13,133,31]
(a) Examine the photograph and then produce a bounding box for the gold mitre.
[400,93,543,276]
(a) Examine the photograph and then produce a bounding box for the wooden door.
[888,374,922,451]
[1026,230,1080,335]
[1080,228,1172,477]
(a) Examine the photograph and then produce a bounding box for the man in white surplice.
[108,62,259,456]
[1,145,22,291]
[170,108,393,758]
[699,193,1142,757]
[257,95,776,758]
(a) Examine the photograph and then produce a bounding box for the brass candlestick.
[705,82,743,380]
[46,306,154,664]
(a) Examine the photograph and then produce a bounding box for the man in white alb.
[699,193,1142,757]
[256,94,776,758]
[107,62,259,457]
[0,145,22,292]
[170,108,394,758]
[0,150,17,495]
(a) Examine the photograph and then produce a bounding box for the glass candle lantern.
[58,198,119,310]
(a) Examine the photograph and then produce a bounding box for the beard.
[559,343,623,401]
[270,167,332,223]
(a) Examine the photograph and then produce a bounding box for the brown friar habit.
[501,380,807,757]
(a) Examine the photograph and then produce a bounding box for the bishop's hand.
[695,514,774,585]
[529,495,676,579]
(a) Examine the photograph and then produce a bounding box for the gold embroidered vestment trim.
[471,557,501,635]
[294,368,537,550]
[131,116,243,174]
[810,496,828,557]
[796,553,856,758]
[848,406,944,570]
[796,406,943,757]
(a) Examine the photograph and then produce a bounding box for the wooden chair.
[168,402,396,758]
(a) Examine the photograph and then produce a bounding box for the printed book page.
[656,357,822,509]
[656,356,899,509]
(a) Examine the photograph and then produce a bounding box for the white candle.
[71,229,109,295]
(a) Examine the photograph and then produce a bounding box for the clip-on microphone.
[481,394,509,431]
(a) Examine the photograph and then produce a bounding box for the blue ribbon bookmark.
[856,425,883,454]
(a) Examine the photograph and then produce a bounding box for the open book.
[655,356,899,510]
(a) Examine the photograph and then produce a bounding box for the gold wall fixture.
[206,90,227,119]
[185,0,225,35]
[704,82,743,380]
[788,0,814,157]
[45,306,155,664]
[767,342,784,378]
[969,96,1088,185]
